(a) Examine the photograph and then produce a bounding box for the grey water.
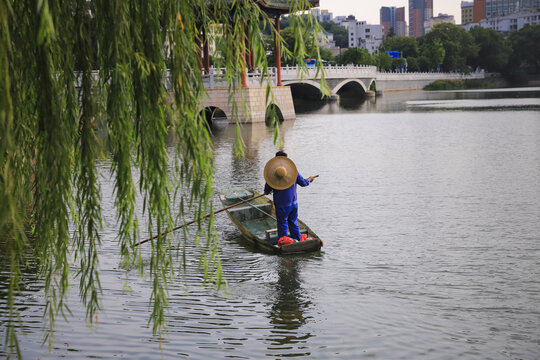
[1,88,540,359]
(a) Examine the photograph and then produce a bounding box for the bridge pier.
[201,86,295,123]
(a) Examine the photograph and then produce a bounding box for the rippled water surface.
[1,88,540,359]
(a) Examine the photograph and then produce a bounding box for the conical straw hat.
[264,156,297,190]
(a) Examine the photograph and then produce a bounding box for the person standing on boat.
[263,151,316,242]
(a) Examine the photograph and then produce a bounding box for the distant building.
[472,0,540,22]
[425,13,456,33]
[463,8,540,32]
[319,30,341,56]
[486,0,519,17]
[464,0,540,32]
[312,8,334,22]
[520,0,540,10]
[473,0,487,22]
[396,7,407,36]
[346,20,384,54]
[332,16,348,25]
[320,9,333,22]
[409,0,433,37]
[461,1,474,24]
[380,6,407,37]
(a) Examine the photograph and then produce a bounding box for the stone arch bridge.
[196,66,484,124]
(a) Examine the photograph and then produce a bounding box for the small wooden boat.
[219,187,323,254]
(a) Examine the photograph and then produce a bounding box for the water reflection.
[267,257,312,356]
[211,121,297,191]
[293,86,540,114]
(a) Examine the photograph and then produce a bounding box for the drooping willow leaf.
[0,0,324,356]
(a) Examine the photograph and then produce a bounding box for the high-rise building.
[473,0,539,19]
[520,0,540,10]
[486,0,519,17]
[409,0,433,37]
[396,7,407,36]
[380,6,407,37]
[464,0,540,32]
[461,1,474,24]
[380,6,395,37]
[473,0,486,22]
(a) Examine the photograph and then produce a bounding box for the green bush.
[424,80,466,90]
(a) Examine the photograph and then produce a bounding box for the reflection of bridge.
[199,65,485,124]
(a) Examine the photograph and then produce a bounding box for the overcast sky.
[317,0,462,25]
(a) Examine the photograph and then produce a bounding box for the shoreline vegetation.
[424,80,467,91]
[423,74,535,91]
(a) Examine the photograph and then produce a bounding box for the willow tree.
[0,0,323,357]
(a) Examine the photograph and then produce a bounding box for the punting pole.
[134,193,266,247]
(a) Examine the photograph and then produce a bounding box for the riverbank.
[424,73,540,91]
[424,74,510,91]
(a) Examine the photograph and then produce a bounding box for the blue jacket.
[264,173,310,208]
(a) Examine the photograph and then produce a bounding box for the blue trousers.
[276,204,301,240]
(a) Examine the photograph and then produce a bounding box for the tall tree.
[320,21,348,49]
[509,24,540,74]
[380,36,419,58]
[422,39,446,71]
[341,47,374,66]
[469,26,512,72]
[423,23,478,72]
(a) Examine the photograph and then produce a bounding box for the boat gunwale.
[220,188,322,254]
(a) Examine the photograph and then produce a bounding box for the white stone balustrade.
[193,65,484,89]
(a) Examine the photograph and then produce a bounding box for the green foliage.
[406,57,420,72]
[509,24,540,74]
[312,47,334,62]
[380,36,419,58]
[392,57,407,71]
[423,23,478,73]
[341,47,374,66]
[417,55,431,71]
[469,26,512,72]
[374,52,393,72]
[422,39,446,71]
[279,17,334,65]
[0,0,320,357]
[424,79,466,90]
[320,21,348,48]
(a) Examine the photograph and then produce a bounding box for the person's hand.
[264,190,272,195]
[308,176,316,182]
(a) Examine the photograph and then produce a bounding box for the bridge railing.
[281,64,377,81]
[375,71,485,80]
[196,65,380,88]
[167,66,485,90]
[199,67,278,89]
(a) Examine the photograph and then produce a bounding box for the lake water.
[1,88,540,359]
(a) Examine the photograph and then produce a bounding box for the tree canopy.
[422,23,478,73]
[509,24,540,74]
[320,21,348,49]
[0,0,319,357]
[380,36,419,58]
[469,26,512,73]
[340,47,375,66]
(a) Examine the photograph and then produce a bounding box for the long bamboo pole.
[134,193,266,247]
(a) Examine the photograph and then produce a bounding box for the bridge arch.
[368,79,377,92]
[332,79,368,97]
[265,103,284,126]
[200,106,229,132]
[283,80,324,100]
